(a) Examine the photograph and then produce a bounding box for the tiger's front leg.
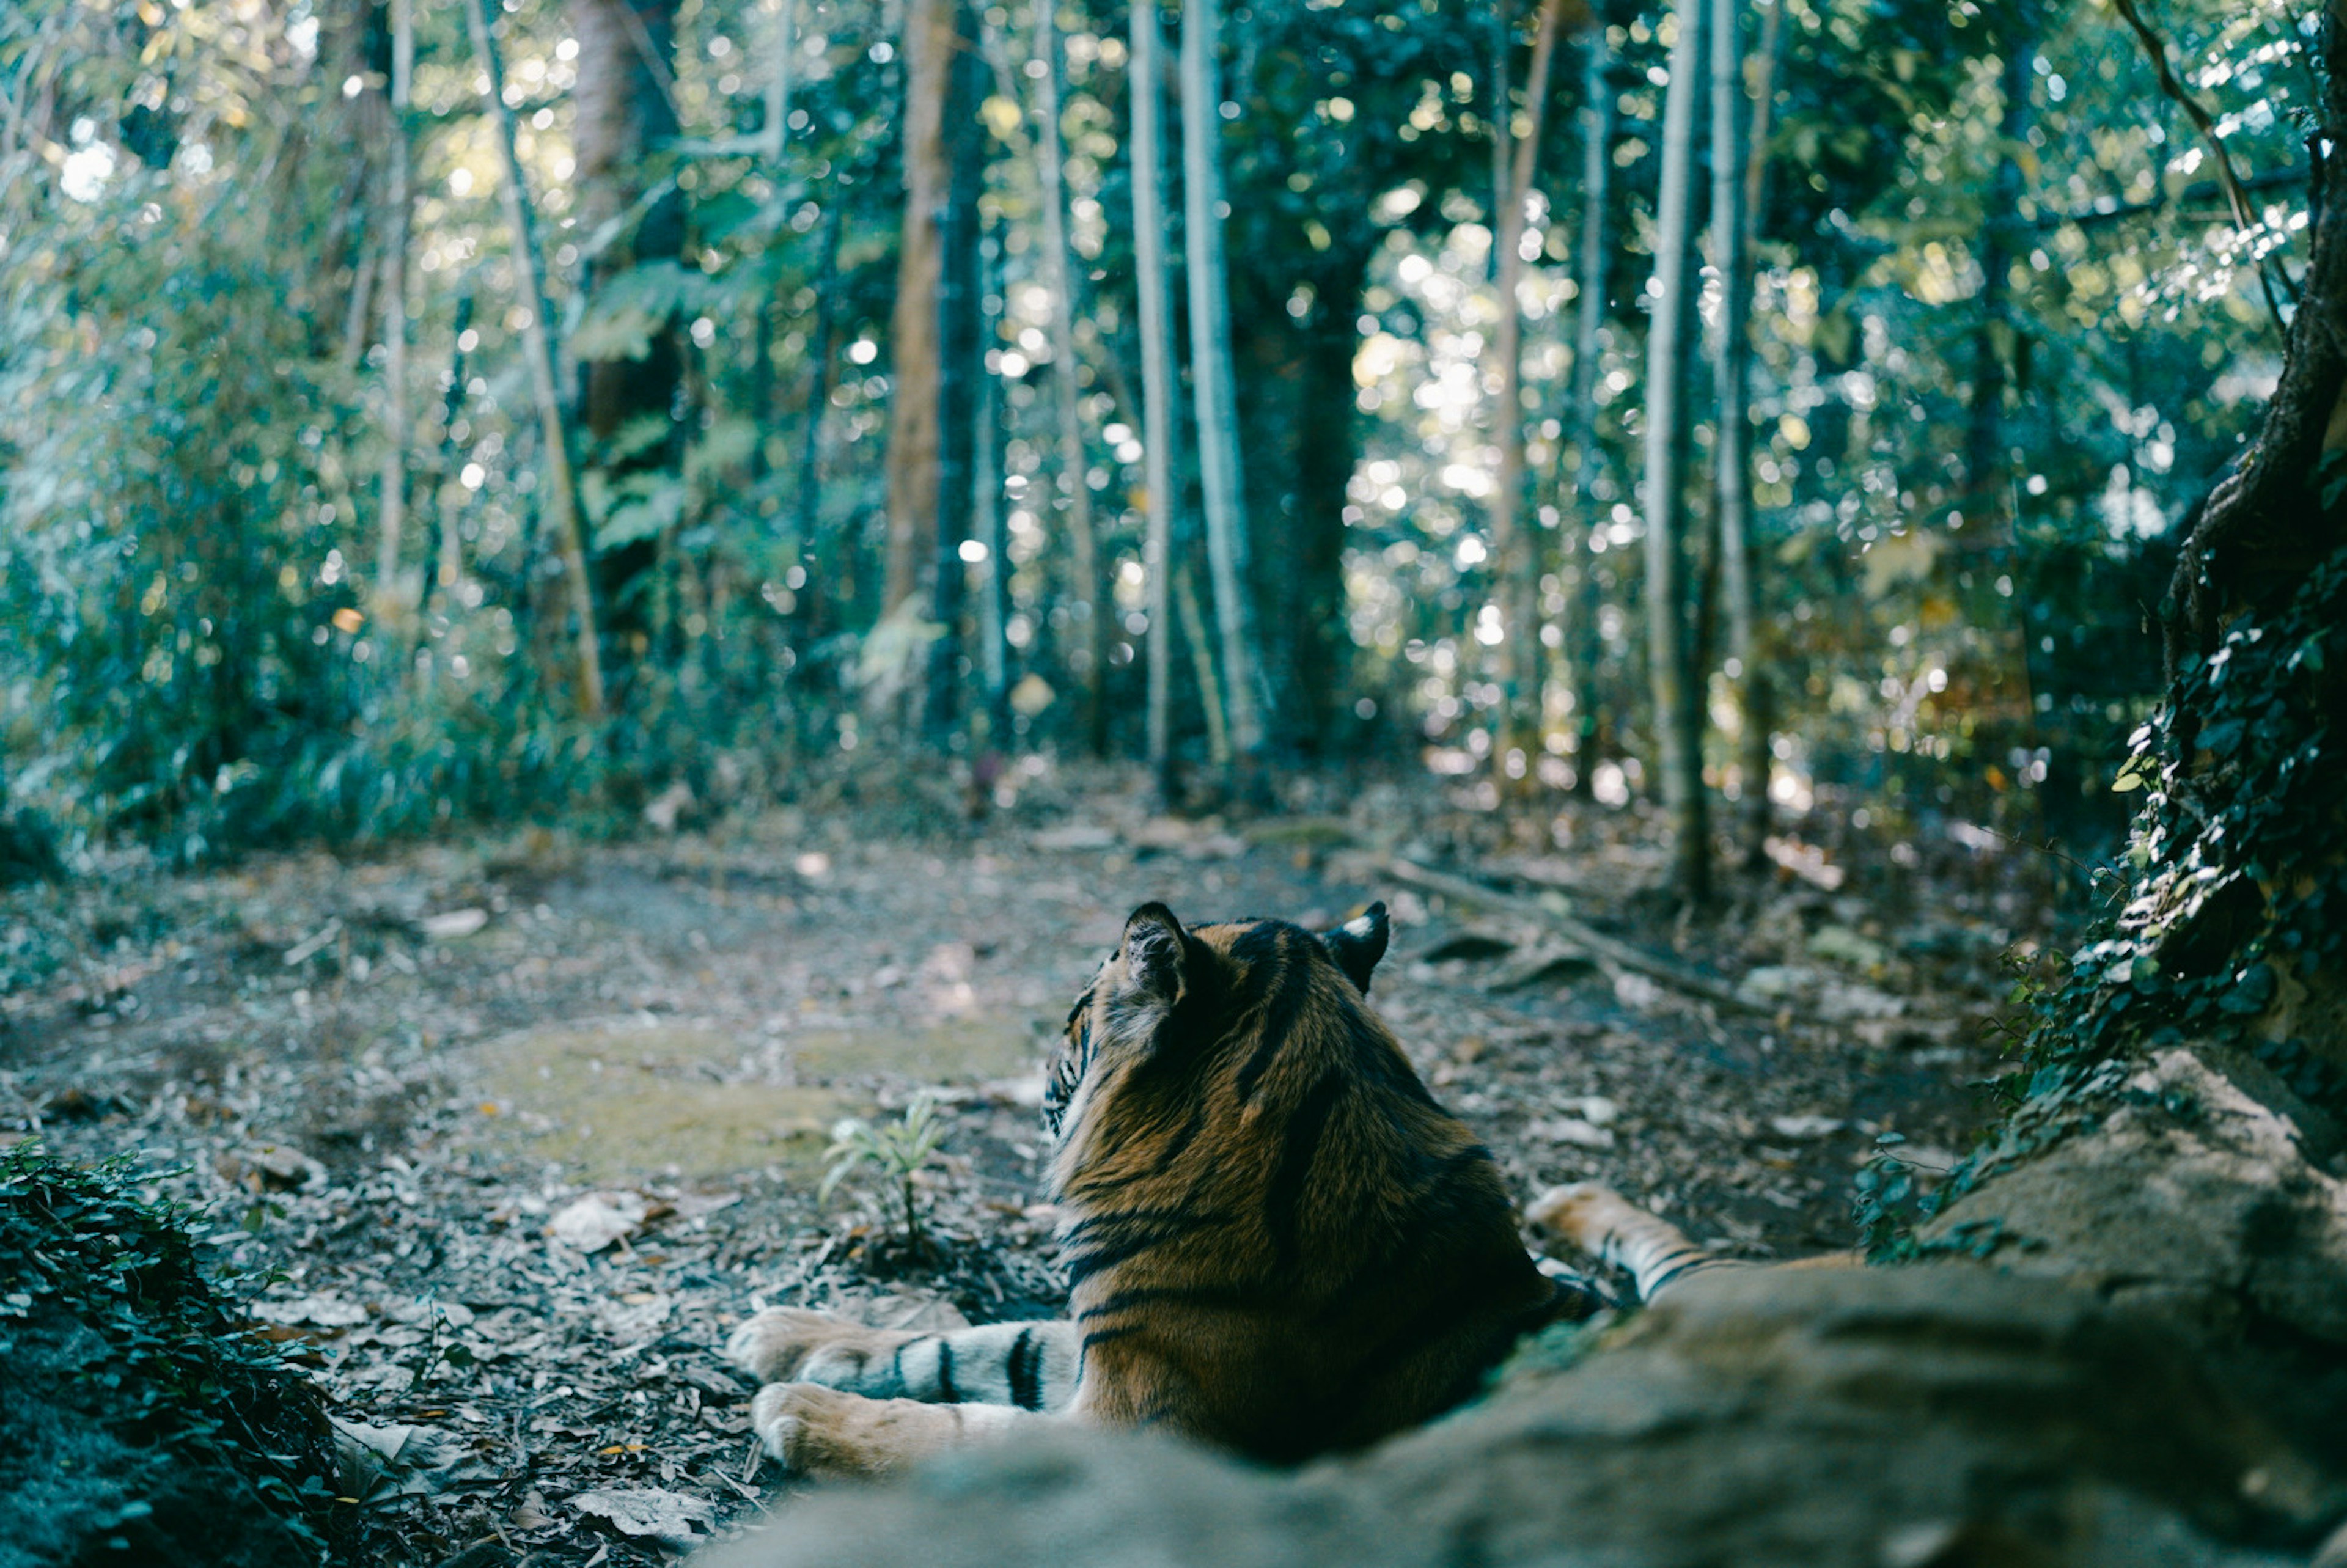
[726,1308,1078,1410]
[749,1382,1064,1478]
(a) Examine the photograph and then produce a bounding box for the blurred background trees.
[0,0,2316,897]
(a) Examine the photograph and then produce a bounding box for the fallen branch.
[1386,858,1765,1015]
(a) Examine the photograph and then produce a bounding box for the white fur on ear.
[1321,900,1390,994]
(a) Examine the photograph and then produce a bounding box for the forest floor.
[0,766,2054,1567]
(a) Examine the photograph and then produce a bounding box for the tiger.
[724,899,1731,1478]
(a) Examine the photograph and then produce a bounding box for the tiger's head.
[1040,899,1391,1154]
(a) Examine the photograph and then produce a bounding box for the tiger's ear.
[1321,901,1390,994]
[1118,903,1191,1005]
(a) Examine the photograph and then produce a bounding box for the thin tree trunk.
[978,227,1012,749]
[375,0,413,620]
[1565,16,1614,797]
[1181,0,1268,773]
[1035,0,1107,756]
[575,0,684,678]
[1710,0,1771,865]
[884,0,957,618]
[1175,563,1232,771]
[925,0,986,743]
[797,211,843,624]
[766,0,798,161]
[1963,3,2041,775]
[749,0,796,486]
[464,0,604,714]
[1642,0,1708,906]
[1488,0,1573,795]
[1131,0,1179,800]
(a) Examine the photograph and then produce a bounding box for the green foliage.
[1862,541,2347,1256]
[0,1143,339,1565]
[821,1093,950,1251]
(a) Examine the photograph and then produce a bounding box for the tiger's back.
[1047,905,1572,1460]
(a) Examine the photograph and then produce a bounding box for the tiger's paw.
[1526,1181,1640,1253]
[749,1381,964,1479]
[725,1307,912,1388]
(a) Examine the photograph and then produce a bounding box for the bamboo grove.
[0,0,2318,898]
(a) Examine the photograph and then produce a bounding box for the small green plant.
[820,1092,950,1251]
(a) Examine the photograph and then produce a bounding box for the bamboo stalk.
[1131,0,1179,798]
[1180,0,1267,766]
[1035,0,1107,756]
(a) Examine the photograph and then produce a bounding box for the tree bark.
[796,210,843,627]
[1486,0,1576,796]
[573,0,684,680]
[1181,0,1268,773]
[1710,0,1771,865]
[1642,0,1708,906]
[375,0,414,623]
[464,0,604,714]
[977,228,1012,750]
[885,0,959,621]
[1565,15,1614,796]
[1035,0,1107,757]
[1131,0,1180,800]
[924,0,985,744]
[766,0,798,162]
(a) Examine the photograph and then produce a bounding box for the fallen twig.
[1386,858,1766,1015]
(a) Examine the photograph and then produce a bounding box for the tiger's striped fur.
[725,900,1610,1476]
[1525,1182,1743,1302]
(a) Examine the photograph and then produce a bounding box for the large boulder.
[1920,1044,2347,1466]
[695,1262,2340,1568]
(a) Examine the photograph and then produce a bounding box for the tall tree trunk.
[1960,1,2040,806]
[464,0,604,714]
[766,0,798,161]
[1131,0,1179,800]
[924,0,985,744]
[1487,0,1574,796]
[1710,0,1772,865]
[1181,0,1268,774]
[376,0,414,623]
[574,0,683,685]
[977,227,1012,752]
[748,0,797,486]
[1035,0,1107,757]
[1565,15,1614,797]
[1642,0,1708,906]
[884,0,959,619]
[797,210,843,626]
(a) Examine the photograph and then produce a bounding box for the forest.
[2,0,2345,1566]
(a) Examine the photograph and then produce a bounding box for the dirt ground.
[0,768,2040,1566]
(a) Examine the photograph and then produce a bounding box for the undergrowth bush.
[0,1144,338,1567]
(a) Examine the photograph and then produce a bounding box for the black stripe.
[1641,1255,1717,1297]
[1062,1211,1232,1288]
[1076,1281,1263,1319]
[1265,1071,1346,1270]
[887,1339,914,1398]
[1232,949,1314,1105]
[1008,1328,1042,1411]
[935,1336,961,1403]
[1079,1324,1143,1371]
[1150,1095,1209,1171]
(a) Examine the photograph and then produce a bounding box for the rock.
[417,907,489,940]
[218,1143,326,1192]
[548,1190,649,1252]
[1922,1042,2347,1460]
[689,1266,2335,1568]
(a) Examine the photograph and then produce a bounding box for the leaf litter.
[0,776,2042,1564]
